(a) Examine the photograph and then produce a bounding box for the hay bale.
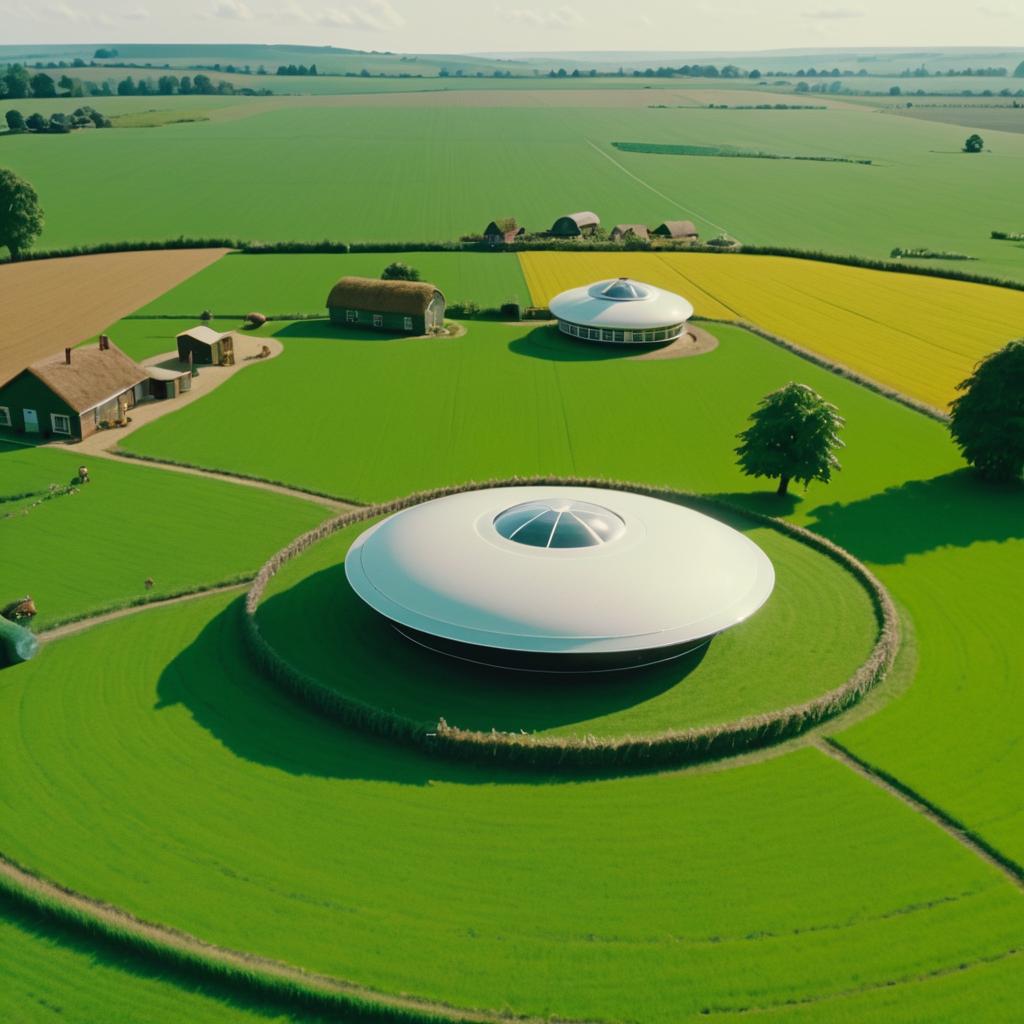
[245,312,267,327]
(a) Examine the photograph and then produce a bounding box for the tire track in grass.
[584,140,732,235]
[815,738,1024,891]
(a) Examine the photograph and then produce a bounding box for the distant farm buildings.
[0,336,149,440]
[176,326,236,367]
[327,276,446,334]
[610,224,650,242]
[484,218,525,246]
[550,211,601,237]
[652,221,699,241]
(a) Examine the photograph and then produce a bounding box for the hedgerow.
[243,477,900,771]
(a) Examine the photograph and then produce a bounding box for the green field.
[1,591,1020,1022]
[134,252,530,315]
[3,98,1024,281]
[256,512,879,737]
[0,443,326,626]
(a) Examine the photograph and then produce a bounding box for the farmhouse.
[176,326,235,367]
[483,218,525,245]
[610,224,650,242]
[652,220,700,242]
[345,485,775,672]
[0,337,148,440]
[549,211,600,237]
[549,277,695,345]
[326,276,446,334]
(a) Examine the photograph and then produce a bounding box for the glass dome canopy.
[494,499,625,549]
[591,278,651,302]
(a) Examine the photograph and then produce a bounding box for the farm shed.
[326,277,446,334]
[610,224,650,242]
[652,221,699,241]
[176,326,235,366]
[484,219,525,245]
[146,365,192,400]
[550,212,600,237]
[0,337,147,440]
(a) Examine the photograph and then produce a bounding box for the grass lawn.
[1,590,1019,1023]
[3,102,1022,282]
[520,251,1024,409]
[256,510,878,737]
[0,443,327,627]
[133,251,531,316]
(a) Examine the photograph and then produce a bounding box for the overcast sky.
[2,0,1022,53]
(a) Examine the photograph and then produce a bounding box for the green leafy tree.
[29,73,56,98]
[116,76,135,96]
[24,112,45,132]
[193,74,215,94]
[381,261,420,281]
[3,65,31,100]
[948,340,1024,482]
[1014,60,1024,77]
[963,133,984,153]
[0,168,44,259]
[735,382,845,496]
[5,110,25,132]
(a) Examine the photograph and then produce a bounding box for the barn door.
[23,409,38,433]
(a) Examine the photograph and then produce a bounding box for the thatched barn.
[176,326,235,366]
[550,211,600,237]
[652,221,699,241]
[145,365,192,400]
[484,219,525,245]
[0,336,147,440]
[610,224,650,242]
[326,277,446,334]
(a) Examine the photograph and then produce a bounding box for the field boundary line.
[102,448,361,510]
[695,317,950,421]
[816,738,1024,890]
[583,139,732,234]
[0,852,598,1024]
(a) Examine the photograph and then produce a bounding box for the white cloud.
[496,5,583,29]
[43,1,114,25]
[286,0,405,30]
[975,3,1014,15]
[212,0,254,20]
[121,5,151,19]
[802,6,864,18]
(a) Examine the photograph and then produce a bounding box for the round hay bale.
[245,312,267,328]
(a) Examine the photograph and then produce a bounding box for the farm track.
[0,851,600,1024]
[815,739,1024,890]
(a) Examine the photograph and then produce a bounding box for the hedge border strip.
[244,477,900,771]
[697,317,951,422]
[0,852,592,1024]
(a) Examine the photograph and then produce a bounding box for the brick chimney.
[64,347,72,365]
[99,334,110,351]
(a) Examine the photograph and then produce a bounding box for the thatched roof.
[653,220,699,238]
[176,325,225,347]
[610,223,650,240]
[28,342,146,413]
[552,211,600,231]
[326,276,444,315]
[485,218,520,235]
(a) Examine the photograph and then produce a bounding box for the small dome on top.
[590,278,652,302]
[494,499,625,549]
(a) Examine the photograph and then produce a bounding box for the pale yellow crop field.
[518,252,1024,409]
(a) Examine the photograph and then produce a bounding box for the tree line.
[5,107,111,133]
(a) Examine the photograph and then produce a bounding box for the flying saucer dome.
[345,486,774,672]
[549,278,695,345]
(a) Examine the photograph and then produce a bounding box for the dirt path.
[0,852,593,1024]
[815,738,1023,890]
[0,249,228,384]
[38,582,250,643]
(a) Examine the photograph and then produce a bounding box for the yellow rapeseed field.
[518,252,1024,409]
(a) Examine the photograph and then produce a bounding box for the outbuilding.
[549,277,694,346]
[652,220,699,242]
[483,219,525,245]
[345,485,775,672]
[176,326,235,367]
[0,336,148,440]
[610,223,650,242]
[549,211,600,237]
[145,365,192,400]
[326,276,446,334]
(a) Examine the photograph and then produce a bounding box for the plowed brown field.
[0,249,228,383]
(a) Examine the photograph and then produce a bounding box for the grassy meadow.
[255,512,878,737]
[2,98,1023,283]
[1,591,1020,1023]
[0,443,326,626]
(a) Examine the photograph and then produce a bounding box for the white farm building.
[549,277,694,345]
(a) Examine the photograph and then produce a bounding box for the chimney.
[99,334,109,351]
[64,347,72,365]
